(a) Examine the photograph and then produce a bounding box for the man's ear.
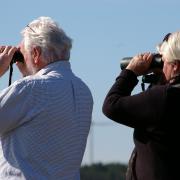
[32,46,41,65]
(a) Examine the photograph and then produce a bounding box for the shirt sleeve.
[0,80,45,135]
[102,69,166,129]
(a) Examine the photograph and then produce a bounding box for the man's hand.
[0,46,17,77]
[16,61,29,77]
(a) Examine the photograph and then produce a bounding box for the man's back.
[0,61,93,180]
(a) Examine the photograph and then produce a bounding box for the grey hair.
[21,16,72,63]
[157,32,180,63]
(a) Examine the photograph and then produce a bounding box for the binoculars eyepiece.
[120,53,163,70]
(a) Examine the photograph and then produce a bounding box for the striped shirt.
[0,61,93,180]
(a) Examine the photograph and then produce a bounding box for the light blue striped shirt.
[0,61,93,180]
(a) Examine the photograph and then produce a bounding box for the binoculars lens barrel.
[120,54,163,70]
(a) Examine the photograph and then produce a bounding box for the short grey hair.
[157,32,180,63]
[21,16,72,63]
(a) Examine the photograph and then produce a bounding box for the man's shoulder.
[10,75,44,92]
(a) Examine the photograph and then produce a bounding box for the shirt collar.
[36,60,71,76]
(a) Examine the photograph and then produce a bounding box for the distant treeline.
[80,163,127,180]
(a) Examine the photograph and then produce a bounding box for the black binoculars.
[8,50,24,86]
[120,53,163,70]
[11,50,24,64]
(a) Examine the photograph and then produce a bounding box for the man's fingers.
[2,46,12,55]
[0,46,17,64]
[0,46,6,53]
[8,47,17,59]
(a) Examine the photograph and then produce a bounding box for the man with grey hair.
[0,16,93,180]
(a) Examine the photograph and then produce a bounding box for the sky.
[0,0,180,165]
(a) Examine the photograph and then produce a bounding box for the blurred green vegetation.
[80,163,127,180]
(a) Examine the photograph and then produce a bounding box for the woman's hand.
[126,52,153,76]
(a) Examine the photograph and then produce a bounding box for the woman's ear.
[173,60,180,74]
[32,46,41,65]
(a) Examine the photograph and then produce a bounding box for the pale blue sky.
[0,0,180,165]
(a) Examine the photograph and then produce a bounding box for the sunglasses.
[26,25,36,33]
[162,33,171,42]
